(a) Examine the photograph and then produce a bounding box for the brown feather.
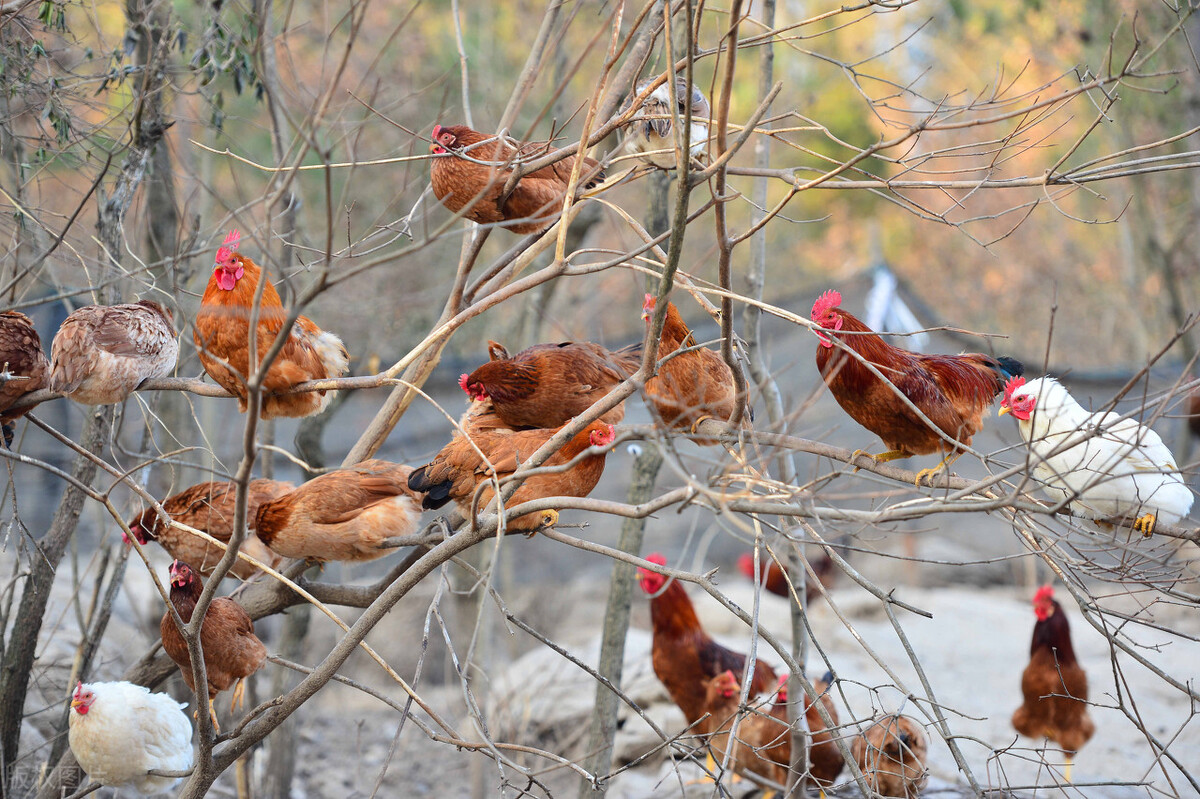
[851,714,929,799]
[1012,596,1094,757]
[0,311,49,425]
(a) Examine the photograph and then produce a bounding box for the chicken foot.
[1133,513,1157,537]
[229,678,248,713]
[914,451,963,487]
[193,698,220,732]
[849,448,907,472]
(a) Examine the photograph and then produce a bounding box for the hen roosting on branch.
[642,295,747,445]
[127,479,293,580]
[1000,376,1193,536]
[429,124,605,234]
[636,553,778,725]
[0,311,49,445]
[160,560,267,731]
[255,459,422,562]
[49,300,178,405]
[194,230,349,419]
[810,289,1023,484]
[407,419,616,533]
[615,76,712,169]
[459,339,642,429]
[1011,585,1094,782]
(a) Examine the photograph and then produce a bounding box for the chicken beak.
[70,697,83,710]
[998,406,1010,417]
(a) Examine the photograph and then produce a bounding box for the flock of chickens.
[3,77,1194,795]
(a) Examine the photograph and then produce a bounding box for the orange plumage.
[1012,586,1094,775]
[429,124,605,234]
[0,311,49,441]
[128,479,293,580]
[459,339,642,429]
[811,289,1022,465]
[702,670,789,786]
[636,553,778,725]
[160,560,266,727]
[255,460,422,562]
[194,230,348,419]
[407,419,616,533]
[851,714,929,798]
[641,295,744,444]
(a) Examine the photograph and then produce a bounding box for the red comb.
[1003,375,1026,404]
[645,552,667,566]
[811,289,842,319]
[458,373,471,393]
[73,681,84,699]
[1033,585,1054,603]
[432,124,443,139]
[216,229,241,265]
[737,553,756,578]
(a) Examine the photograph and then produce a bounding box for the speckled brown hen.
[851,714,928,798]
[127,479,294,579]
[255,460,422,562]
[0,311,49,444]
[49,301,178,405]
[702,670,789,788]
[429,124,605,234]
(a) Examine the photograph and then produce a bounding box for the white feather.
[1009,377,1193,527]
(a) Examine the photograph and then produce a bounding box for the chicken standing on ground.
[49,300,178,405]
[127,479,293,580]
[616,76,711,168]
[0,311,49,445]
[810,289,1022,484]
[1000,376,1193,535]
[68,681,193,794]
[255,459,422,561]
[1011,585,1094,782]
[408,420,615,533]
[429,124,605,234]
[851,714,929,798]
[160,560,267,730]
[459,339,642,429]
[194,230,349,418]
[636,553,778,726]
[737,550,836,606]
[701,670,788,793]
[642,295,747,444]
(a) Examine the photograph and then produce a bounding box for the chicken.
[616,76,711,168]
[701,670,788,790]
[635,552,779,725]
[811,289,1023,484]
[1000,376,1194,536]
[1011,585,1094,782]
[408,420,615,533]
[0,310,49,445]
[641,295,745,444]
[68,680,193,794]
[49,300,178,405]
[1187,386,1200,439]
[851,714,929,798]
[459,339,642,429]
[194,230,349,419]
[737,551,836,606]
[255,459,422,561]
[160,560,267,729]
[429,124,605,234]
[127,479,294,580]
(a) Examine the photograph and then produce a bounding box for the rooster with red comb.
[811,289,1023,484]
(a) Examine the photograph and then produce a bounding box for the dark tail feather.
[1,422,12,449]
[408,465,452,510]
[993,356,1024,380]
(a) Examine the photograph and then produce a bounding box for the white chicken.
[616,76,711,168]
[68,681,194,794]
[1000,376,1194,535]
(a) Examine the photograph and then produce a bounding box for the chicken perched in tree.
[160,560,267,730]
[194,230,349,419]
[127,480,293,580]
[0,311,50,445]
[635,553,778,726]
[429,124,605,234]
[851,714,929,798]
[459,339,642,429]
[68,681,193,794]
[49,300,178,405]
[255,459,422,562]
[616,76,711,169]
[1000,376,1193,536]
[642,295,746,445]
[1011,585,1094,782]
[408,420,615,533]
[737,551,836,606]
[810,289,1023,484]
[701,670,789,791]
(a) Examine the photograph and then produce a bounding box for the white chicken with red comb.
[999,376,1193,535]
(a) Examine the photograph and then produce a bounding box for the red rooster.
[810,289,1023,484]
[636,553,778,726]
[194,230,348,418]
[160,560,267,730]
[429,125,605,234]
[459,339,642,429]
[1011,585,1093,782]
[737,551,836,606]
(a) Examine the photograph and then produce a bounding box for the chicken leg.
[850,448,907,472]
[230,678,247,713]
[194,698,220,732]
[914,451,962,487]
[1133,513,1157,537]
[1063,755,1074,783]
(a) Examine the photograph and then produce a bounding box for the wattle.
[215,266,243,291]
